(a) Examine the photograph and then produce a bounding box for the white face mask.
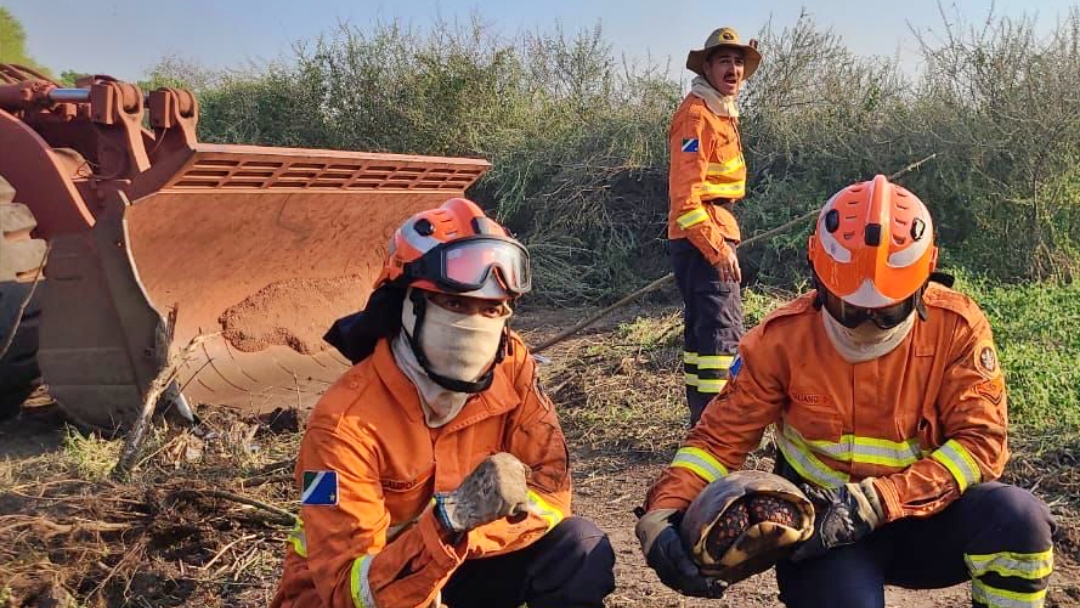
[395,290,511,427]
[401,290,511,382]
[821,309,916,364]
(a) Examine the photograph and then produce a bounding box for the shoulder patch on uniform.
[728,354,743,379]
[974,339,1001,379]
[974,375,1005,405]
[302,470,339,506]
[681,138,700,153]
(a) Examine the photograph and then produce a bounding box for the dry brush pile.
[0,407,301,608]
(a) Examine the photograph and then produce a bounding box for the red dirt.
[219,276,367,354]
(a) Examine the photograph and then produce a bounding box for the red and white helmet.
[378,198,531,300]
[808,175,938,326]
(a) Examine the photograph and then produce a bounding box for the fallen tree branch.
[171,488,297,527]
[111,315,218,482]
[532,154,939,353]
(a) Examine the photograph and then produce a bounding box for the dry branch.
[111,317,219,482]
[532,153,938,353]
[170,488,297,527]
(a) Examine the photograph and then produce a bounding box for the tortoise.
[679,469,816,584]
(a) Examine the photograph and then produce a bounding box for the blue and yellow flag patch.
[302,470,339,506]
[729,355,743,379]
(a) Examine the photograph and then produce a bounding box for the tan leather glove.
[435,452,530,534]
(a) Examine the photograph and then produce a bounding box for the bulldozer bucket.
[39,143,489,428]
[136,145,490,410]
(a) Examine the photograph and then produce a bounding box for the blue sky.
[7,0,1077,81]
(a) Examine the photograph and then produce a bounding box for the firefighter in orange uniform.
[670,26,762,425]
[637,176,1055,607]
[271,199,615,608]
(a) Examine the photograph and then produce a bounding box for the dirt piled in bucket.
[219,276,368,354]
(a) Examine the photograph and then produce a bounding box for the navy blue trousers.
[671,238,744,426]
[776,482,1056,608]
[442,517,615,608]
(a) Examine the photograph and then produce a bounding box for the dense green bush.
[147,9,1080,304]
[141,10,1080,430]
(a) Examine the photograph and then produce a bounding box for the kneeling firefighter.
[635,175,1056,607]
[271,198,615,608]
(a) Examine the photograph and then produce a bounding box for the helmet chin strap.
[402,289,508,394]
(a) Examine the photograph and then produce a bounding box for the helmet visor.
[413,236,531,297]
[820,285,914,330]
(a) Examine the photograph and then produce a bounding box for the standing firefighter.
[636,176,1056,607]
[271,198,616,608]
[670,26,762,425]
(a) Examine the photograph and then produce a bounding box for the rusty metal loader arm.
[0,65,490,430]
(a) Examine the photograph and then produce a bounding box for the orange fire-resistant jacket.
[271,333,571,608]
[645,284,1008,523]
[667,93,748,266]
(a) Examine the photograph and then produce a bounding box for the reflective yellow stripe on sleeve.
[966,548,1054,580]
[350,554,377,608]
[931,439,982,492]
[676,208,709,229]
[671,447,729,483]
[287,518,308,558]
[526,490,565,531]
[971,579,1047,608]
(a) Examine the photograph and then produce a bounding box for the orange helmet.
[808,175,937,325]
[379,198,531,300]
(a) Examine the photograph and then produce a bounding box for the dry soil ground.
[1,304,1079,607]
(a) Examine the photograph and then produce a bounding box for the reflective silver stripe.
[350,554,377,608]
[671,447,728,483]
[966,549,1054,580]
[777,425,849,488]
[971,579,1046,608]
[677,208,709,229]
[684,372,699,387]
[683,351,699,365]
[931,439,982,492]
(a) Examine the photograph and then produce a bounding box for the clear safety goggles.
[407,236,531,297]
[820,286,915,330]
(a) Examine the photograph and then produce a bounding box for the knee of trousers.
[545,517,616,584]
[979,485,1056,550]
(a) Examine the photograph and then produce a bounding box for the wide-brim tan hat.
[686,27,762,80]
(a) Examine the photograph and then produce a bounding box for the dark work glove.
[635,508,728,598]
[791,478,885,562]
